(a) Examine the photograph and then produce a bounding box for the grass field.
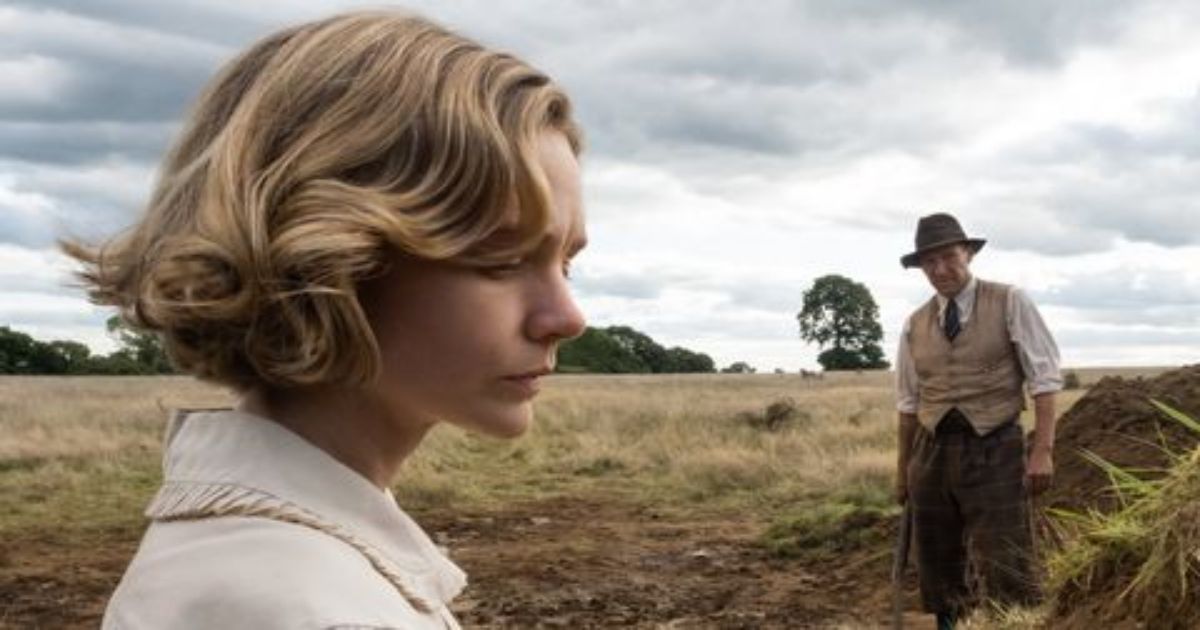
[0,369,1162,628]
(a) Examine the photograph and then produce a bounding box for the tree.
[721,361,756,374]
[106,316,173,374]
[796,274,889,371]
[48,340,92,374]
[0,326,38,373]
[556,327,647,373]
[605,326,670,373]
[556,325,717,374]
[663,346,715,373]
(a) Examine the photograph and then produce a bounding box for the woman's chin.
[457,407,533,439]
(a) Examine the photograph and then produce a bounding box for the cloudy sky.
[3,0,1199,371]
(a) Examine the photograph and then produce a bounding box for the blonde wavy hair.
[63,11,581,390]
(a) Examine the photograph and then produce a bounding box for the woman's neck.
[237,386,433,490]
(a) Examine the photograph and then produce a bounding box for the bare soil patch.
[0,496,933,629]
[435,496,930,629]
[0,528,138,629]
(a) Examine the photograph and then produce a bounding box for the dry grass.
[0,369,1149,535]
[398,372,904,511]
[0,376,232,461]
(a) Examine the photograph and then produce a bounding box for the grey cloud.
[608,312,792,345]
[0,205,57,248]
[0,5,220,166]
[972,167,1200,255]
[1075,307,1200,328]
[973,211,1119,257]
[0,0,1143,177]
[0,58,208,124]
[820,0,1134,67]
[711,278,803,314]
[0,159,153,247]
[6,1,282,47]
[575,262,804,315]
[381,1,983,168]
[0,262,77,296]
[1031,267,1200,328]
[1034,268,1200,308]
[0,121,175,164]
[1056,325,1200,348]
[0,7,224,124]
[0,292,102,326]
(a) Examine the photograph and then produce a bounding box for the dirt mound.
[1046,364,1200,514]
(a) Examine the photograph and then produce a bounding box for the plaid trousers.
[906,409,1040,614]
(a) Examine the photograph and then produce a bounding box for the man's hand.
[1025,448,1054,496]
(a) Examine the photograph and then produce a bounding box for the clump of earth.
[1046,364,1200,514]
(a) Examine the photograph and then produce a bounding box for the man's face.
[918,243,973,297]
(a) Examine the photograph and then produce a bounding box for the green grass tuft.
[1046,401,1200,627]
[760,498,897,559]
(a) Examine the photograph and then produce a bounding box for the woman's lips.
[501,369,551,398]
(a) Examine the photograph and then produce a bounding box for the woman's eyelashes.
[479,258,526,277]
[478,255,574,281]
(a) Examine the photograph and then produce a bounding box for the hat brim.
[901,238,986,268]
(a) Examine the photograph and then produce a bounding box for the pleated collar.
[146,408,467,612]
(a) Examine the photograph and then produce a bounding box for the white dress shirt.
[895,276,1063,414]
[102,409,466,630]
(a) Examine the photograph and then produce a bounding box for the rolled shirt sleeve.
[895,315,919,414]
[1006,286,1063,396]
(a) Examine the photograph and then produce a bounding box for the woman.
[65,10,586,629]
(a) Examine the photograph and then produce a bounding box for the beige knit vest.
[908,279,1026,435]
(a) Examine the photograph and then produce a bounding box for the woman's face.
[361,130,587,438]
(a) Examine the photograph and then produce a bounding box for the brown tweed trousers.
[906,409,1040,614]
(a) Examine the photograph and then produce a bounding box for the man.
[894,213,1061,630]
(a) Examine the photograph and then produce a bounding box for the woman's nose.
[526,276,586,343]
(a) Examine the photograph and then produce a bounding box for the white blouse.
[102,409,466,630]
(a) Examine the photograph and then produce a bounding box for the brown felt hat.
[900,213,986,268]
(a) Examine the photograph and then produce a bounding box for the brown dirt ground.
[1045,364,1200,515]
[1041,364,1200,630]
[0,527,137,630]
[0,496,934,629]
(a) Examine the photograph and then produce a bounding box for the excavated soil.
[1042,364,1200,630]
[1045,364,1200,515]
[0,496,933,629]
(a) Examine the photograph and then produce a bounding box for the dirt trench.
[0,496,930,629]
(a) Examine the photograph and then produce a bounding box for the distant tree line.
[2,320,734,376]
[0,317,172,375]
[556,325,720,374]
